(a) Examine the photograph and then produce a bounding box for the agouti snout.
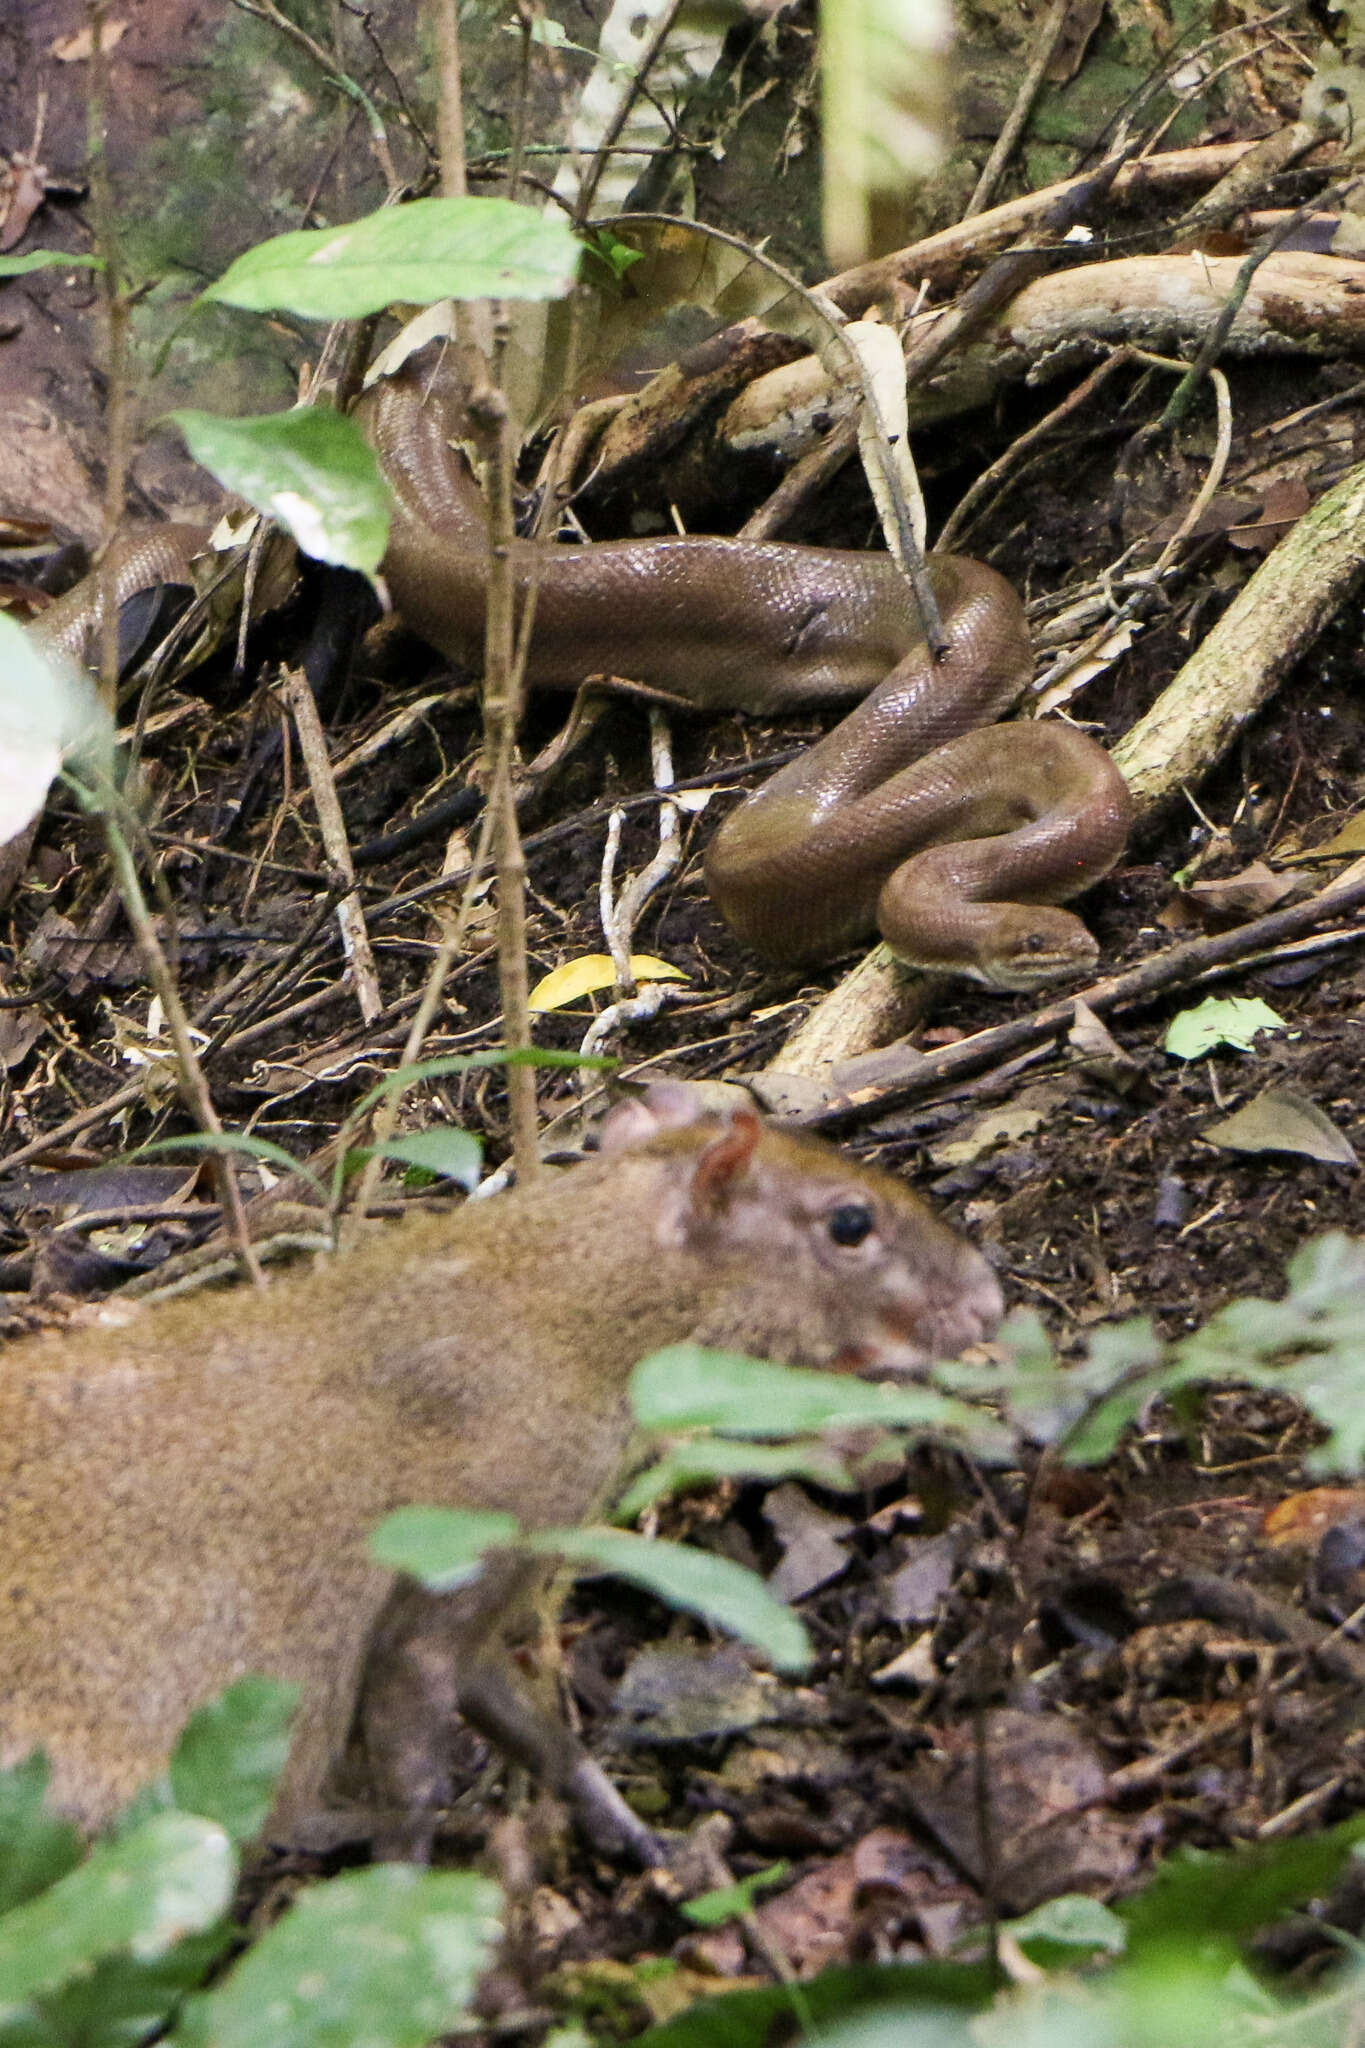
[0,1085,1002,1849]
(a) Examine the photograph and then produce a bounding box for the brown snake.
[31,349,1132,987]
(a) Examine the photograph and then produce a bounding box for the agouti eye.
[827,1202,874,1248]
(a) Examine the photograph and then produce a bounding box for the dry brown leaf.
[1203,1088,1358,1167]
[1262,1487,1365,1548]
[1182,860,1301,922]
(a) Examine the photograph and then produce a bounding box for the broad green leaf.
[820,0,953,266]
[169,1678,299,1844]
[615,1438,858,1522]
[794,2008,977,2048]
[1286,1230,1365,1308]
[1163,995,1285,1060]
[369,1506,521,1592]
[0,1813,233,2016]
[355,1127,483,1190]
[999,1893,1126,1963]
[0,251,102,277]
[1118,1811,1365,1953]
[204,196,579,320]
[527,1527,811,1675]
[629,1346,1008,1455]
[0,613,113,838]
[171,408,389,577]
[25,1929,232,2048]
[0,1755,81,1916]
[681,1863,790,1927]
[172,1865,502,2048]
[528,953,689,1012]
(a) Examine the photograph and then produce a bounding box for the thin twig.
[965,0,1073,219]
[280,668,381,1024]
[85,0,125,714]
[99,803,264,1285]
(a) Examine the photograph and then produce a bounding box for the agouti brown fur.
[0,1090,1002,1842]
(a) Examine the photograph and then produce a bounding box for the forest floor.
[5,0,1365,2036]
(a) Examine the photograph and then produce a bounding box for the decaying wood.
[1113,458,1365,809]
[723,250,1365,465]
[765,950,932,1081]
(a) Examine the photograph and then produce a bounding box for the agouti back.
[0,1090,1002,1838]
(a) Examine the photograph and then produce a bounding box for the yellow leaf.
[528,953,689,1013]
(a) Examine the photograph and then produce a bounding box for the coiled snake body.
[32,353,1132,987]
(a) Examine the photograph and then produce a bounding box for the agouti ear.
[689,1108,761,1212]
[598,1081,709,1156]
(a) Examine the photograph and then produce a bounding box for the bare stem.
[84,0,126,713]
[431,0,468,199]
[101,804,264,1286]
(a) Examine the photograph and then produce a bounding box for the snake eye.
[828,1202,875,1248]
[1025,931,1048,952]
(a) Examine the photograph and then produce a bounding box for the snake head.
[972,907,1101,991]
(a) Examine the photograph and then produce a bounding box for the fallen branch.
[802,865,1365,1133]
[722,249,1365,458]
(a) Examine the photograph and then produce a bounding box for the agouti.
[0,1088,1003,1850]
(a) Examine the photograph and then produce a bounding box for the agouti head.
[596,1083,1003,1373]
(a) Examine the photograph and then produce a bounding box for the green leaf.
[527,1527,811,1675]
[999,1892,1127,1963]
[0,613,114,839]
[0,1813,234,2017]
[0,251,103,277]
[353,1128,483,1190]
[681,1863,790,1927]
[171,407,389,577]
[0,1755,82,1916]
[581,227,645,281]
[614,1438,857,1522]
[204,196,580,319]
[369,1506,521,1591]
[169,1678,299,1844]
[629,1347,1008,1455]
[171,1866,502,2048]
[790,2008,978,2048]
[632,1960,997,2048]
[372,1509,808,1670]
[27,1929,232,2048]
[1118,1812,1365,1955]
[1162,995,1286,1060]
[1286,1230,1365,1310]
